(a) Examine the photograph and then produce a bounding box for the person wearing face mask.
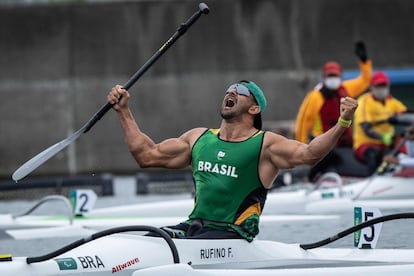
[295,41,372,182]
[353,71,407,175]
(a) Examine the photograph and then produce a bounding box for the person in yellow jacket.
[295,42,372,181]
[353,71,407,175]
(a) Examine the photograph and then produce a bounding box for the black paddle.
[12,3,210,182]
[26,225,179,264]
[300,212,414,249]
[376,133,407,175]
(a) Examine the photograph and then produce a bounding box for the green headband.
[241,81,267,113]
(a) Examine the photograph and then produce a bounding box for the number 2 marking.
[79,193,89,213]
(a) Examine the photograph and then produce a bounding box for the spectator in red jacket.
[295,42,372,181]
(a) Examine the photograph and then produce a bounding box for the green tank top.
[188,129,268,241]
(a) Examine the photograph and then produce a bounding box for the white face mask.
[372,87,389,100]
[323,77,341,90]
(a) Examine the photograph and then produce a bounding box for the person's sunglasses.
[226,83,251,97]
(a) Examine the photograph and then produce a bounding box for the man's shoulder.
[262,131,288,146]
[187,127,209,136]
[182,127,208,139]
[185,128,210,148]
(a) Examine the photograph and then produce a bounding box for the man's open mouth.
[225,98,235,107]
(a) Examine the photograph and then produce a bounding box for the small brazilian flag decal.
[55,257,77,270]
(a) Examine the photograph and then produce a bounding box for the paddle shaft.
[300,212,414,250]
[376,134,407,174]
[83,3,209,133]
[350,134,408,200]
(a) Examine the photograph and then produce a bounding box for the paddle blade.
[12,129,84,182]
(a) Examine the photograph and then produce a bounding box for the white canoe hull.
[1,213,338,240]
[2,235,414,275]
[90,173,414,216]
[310,174,414,201]
[1,172,413,240]
[87,192,414,220]
[263,173,414,214]
[88,180,414,217]
[132,263,414,276]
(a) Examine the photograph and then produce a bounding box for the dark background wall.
[1,0,414,178]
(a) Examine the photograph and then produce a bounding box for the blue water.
[1,176,414,257]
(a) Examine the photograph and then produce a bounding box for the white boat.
[0,194,339,240]
[132,263,414,276]
[306,171,414,201]
[3,170,414,240]
[90,172,414,216]
[265,172,414,214]
[1,223,414,275]
[3,172,412,237]
[1,213,339,240]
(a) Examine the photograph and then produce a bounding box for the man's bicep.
[154,138,192,168]
[267,136,306,169]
